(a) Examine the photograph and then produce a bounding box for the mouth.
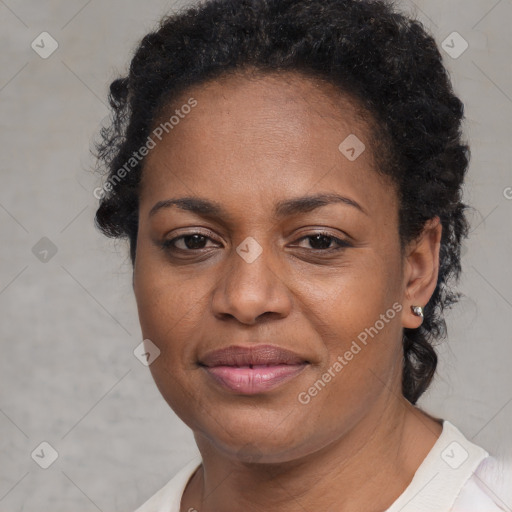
[199,344,309,395]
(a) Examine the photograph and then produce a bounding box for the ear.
[402,217,442,329]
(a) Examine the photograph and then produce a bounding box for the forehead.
[139,70,395,218]
[154,69,371,142]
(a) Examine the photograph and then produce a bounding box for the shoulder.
[451,455,512,511]
[134,457,202,512]
[384,419,510,512]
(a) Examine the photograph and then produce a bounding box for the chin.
[189,404,325,464]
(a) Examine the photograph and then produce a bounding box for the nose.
[211,241,292,325]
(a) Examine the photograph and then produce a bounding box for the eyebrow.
[148,192,368,220]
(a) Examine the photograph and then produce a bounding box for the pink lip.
[199,344,309,394]
[204,364,307,394]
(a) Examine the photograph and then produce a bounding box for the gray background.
[0,0,511,511]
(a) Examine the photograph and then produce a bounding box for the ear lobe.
[402,217,442,329]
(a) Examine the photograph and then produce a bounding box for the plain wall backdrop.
[1,0,511,510]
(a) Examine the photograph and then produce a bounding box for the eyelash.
[161,230,352,253]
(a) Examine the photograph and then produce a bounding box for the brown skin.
[132,71,444,512]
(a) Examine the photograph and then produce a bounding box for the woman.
[94,0,510,510]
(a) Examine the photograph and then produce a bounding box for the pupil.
[185,234,206,249]
[310,234,331,249]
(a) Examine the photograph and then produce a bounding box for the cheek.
[133,244,206,337]
[296,252,404,403]
[297,248,402,338]
[132,250,211,424]
[132,252,212,396]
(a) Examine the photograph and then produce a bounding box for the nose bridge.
[212,235,290,324]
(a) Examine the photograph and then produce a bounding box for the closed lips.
[199,344,309,394]
[199,344,309,367]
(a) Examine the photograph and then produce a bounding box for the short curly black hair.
[94,0,470,405]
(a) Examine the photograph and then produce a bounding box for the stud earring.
[411,305,424,319]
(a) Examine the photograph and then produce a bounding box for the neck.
[183,397,442,512]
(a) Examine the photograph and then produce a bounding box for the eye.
[162,232,220,251]
[160,230,352,254]
[294,231,352,251]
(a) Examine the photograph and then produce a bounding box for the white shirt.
[134,420,511,512]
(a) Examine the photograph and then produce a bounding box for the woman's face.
[133,72,414,463]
